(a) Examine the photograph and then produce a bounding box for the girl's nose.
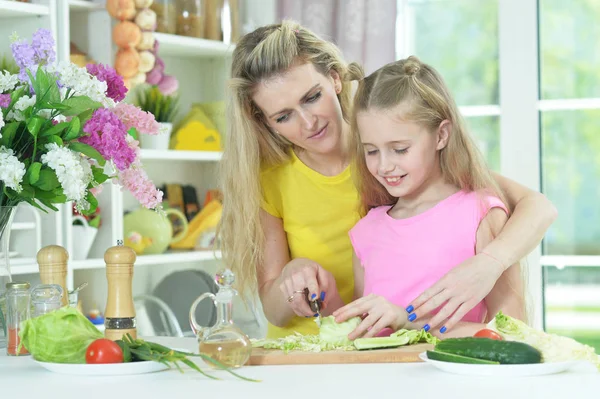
[378,155,394,174]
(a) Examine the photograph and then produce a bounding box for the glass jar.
[31,284,63,318]
[176,0,205,38]
[6,281,30,356]
[151,0,177,34]
[204,0,222,41]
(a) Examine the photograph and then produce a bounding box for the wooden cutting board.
[248,343,433,366]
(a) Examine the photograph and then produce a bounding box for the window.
[396,0,500,170]
[539,0,600,351]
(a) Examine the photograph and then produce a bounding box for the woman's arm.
[408,175,556,331]
[257,209,340,326]
[406,207,526,339]
[486,172,558,268]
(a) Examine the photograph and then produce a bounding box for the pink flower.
[113,103,160,136]
[81,108,136,170]
[86,63,128,102]
[116,160,163,209]
[0,94,11,108]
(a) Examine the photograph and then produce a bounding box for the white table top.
[1,337,599,399]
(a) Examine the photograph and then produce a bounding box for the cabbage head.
[319,316,361,346]
[19,306,103,363]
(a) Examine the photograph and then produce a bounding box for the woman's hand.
[279,258,338,317]
[406,253,504,332]
[332,294,407,340]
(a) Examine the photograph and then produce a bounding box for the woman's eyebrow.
[268,84,321,118]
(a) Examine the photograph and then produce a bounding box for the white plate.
[33,359,169,376]
[419,352,578,377]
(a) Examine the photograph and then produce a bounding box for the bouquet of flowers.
[0,28,163,214]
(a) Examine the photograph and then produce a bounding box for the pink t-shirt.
[349,190,508,324]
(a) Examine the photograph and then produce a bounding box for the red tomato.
[86,339,124,364]
[474,329,503,340]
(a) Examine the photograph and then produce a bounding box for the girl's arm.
[408,175,555,331]
[407,207,526,339]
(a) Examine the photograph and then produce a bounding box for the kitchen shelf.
[0,0,50,18]
[139,149,222,162]
[68,0,104,11]
[10,250,222,276]
[154,33,234,58]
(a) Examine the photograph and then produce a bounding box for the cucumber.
[435,337,542,364]
[426,350,500,364]
[354,336,409,350]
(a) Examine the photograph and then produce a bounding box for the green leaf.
[63,117,81,141]
[91,166,109,184]
[21,197,49,213]
[85,190,98,214]
[61,96,102,117]
[127,127,138,140]
[0,121,21,147]
[39,121,69,137]
[33,169,60,191]
[88,215,101,228]
[19,184,35,198]
[77,109,94,125]
[42,135,64,147]
[26,162,42,185]
[32,68,61,105]
[36,198,59,211]
[26,116,45,137]
[69,142,106,166]
[45,102,71,111]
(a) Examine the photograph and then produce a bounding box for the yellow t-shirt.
[260,150,360,338]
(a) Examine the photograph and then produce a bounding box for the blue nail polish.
[440,326,447,334]
[311,293,316,299]
[320,291,326,301]
[314,313,319,317]
[423,324,430,332]
[406,305,414,313]
[408,313,417,322]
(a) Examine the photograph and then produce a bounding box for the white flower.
[6,94,36,122]
[49,62,113,108]
[40,143,92,205]
[0,71,19,92]
[0,110,5,135]
[0,146,26,192]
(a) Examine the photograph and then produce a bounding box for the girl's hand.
[332,294,407,340]
[279,258,337,317]
[406,253,504,332]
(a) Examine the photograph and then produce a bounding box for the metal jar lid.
[6,281,31,290]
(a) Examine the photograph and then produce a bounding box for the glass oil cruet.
[189,269,252,368]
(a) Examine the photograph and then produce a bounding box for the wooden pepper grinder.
[37,245,69,307]
[104,243,137,341]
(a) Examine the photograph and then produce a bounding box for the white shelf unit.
[2,0,230,313]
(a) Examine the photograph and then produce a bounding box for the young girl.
[333,56,527,339]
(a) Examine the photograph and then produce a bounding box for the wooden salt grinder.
[104,244,137,341]
[37,245,69,307]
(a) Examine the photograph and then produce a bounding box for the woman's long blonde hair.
[218,20,358,298]
[348,56,529,322]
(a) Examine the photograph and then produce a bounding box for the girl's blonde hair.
[218,20,358,298]
[348,56,529,322]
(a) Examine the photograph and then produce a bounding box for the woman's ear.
[330,69,342,94]
[436,120,451,150]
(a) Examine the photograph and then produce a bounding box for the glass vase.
[0,206,17,349]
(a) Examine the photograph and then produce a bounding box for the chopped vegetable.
[86,338,124,364]
[19,307,103,363]
[488,311,600,370]
[426,350,500,364]
[319,316,361,346]
[355,328,439,350]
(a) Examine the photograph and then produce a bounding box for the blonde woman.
[219,21,556,339]
[332,57,526,340]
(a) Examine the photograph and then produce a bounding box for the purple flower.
[81,108,136,171]
[86,63,128,102]
[0,94,11,108]
[11,40,36,81]
[31,28,56,65]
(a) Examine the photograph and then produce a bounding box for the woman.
[218,21,556,339]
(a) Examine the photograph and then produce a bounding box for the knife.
[304,288,323,327]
